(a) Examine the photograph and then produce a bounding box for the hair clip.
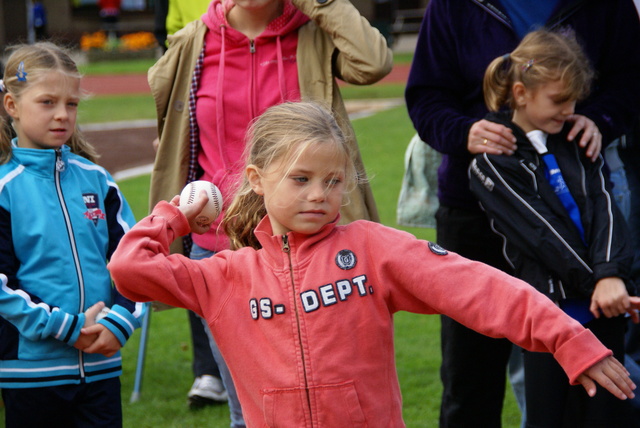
[522,59,535,72]
[16,61,27,82]
[0,79,5,93]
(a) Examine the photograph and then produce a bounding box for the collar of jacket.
[485,111,582,176]
[469,0,586,30]
[11,143,70,178]
[254,214,341,265]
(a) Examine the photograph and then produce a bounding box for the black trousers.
[524,316,632,428]
[189,309,221,378]
[436,205,515,428]
[2,377,122,428]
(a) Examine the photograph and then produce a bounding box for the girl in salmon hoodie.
[111,101,639,428]
[147,1,392,423]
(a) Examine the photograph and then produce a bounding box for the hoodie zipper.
[282,235,314,423]
[54,149,86,379]
[249,39,256,118]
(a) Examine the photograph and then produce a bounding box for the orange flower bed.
[80,31,108,51]
[120,32,157,51]
[80,31,157,52]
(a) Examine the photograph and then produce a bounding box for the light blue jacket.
[0,142,146,388]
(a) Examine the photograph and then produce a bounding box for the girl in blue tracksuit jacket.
[0,42,145,428]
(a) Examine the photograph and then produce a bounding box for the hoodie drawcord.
[215,24,230,172]
[276,35,286,101]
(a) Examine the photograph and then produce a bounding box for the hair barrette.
[522,59,535,72]
[16,61,27,82]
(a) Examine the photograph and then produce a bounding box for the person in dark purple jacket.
[405,1,640,427]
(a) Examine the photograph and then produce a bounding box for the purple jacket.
[405,0,640,210]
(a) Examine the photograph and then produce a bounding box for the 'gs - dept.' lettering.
[249,274,373,320]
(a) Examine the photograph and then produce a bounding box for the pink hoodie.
[194,0,309,252]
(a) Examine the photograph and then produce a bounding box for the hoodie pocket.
[263,380,367,427]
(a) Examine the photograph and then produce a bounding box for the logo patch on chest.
[82,193,105,225]
[335,249,357,270]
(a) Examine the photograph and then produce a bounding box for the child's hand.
[73,301,104,351]
[80,324,122,357]
[576,355,635,400]
[170,192,212,235]
[590,277,630,319]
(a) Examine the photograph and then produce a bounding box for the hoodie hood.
[202,0,309,41]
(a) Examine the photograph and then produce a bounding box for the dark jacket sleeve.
[579,155,635,284]
[405,0,478,156]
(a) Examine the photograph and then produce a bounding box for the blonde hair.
[223,101,360,250]
[0,42,98,164]
[483,29,594,111]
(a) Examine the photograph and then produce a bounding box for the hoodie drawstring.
[215,24,229,171]
[276,35,286,101]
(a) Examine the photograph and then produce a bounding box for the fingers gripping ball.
[179,180,223,227]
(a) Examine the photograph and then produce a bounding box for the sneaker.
[188,375,228,409]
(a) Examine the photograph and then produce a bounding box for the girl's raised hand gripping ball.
[179,181,223,231]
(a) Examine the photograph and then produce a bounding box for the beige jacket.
[148,0,393,254]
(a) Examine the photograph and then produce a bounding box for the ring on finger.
[482,138,488,145]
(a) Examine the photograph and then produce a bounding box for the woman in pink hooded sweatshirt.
[147,0,393,425]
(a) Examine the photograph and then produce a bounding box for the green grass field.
[1,54,522,427]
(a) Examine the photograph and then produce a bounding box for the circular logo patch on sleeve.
[335,250,357,270]
[428,242,448,256]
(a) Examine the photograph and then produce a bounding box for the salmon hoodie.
[109,201,612,427]
[195,0,309,252]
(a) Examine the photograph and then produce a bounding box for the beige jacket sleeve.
[147,21,207,255]
[295,0,392,223]
[293,0,393,85]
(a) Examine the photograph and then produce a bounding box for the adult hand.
[468,119,517,155]
[576,356,635,400]
[566,114,601,161]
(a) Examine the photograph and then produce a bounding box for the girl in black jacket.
[470,29,637,427]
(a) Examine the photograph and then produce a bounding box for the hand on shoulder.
[468,119,517,155]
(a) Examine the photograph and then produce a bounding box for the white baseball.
[179,180,223,226]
